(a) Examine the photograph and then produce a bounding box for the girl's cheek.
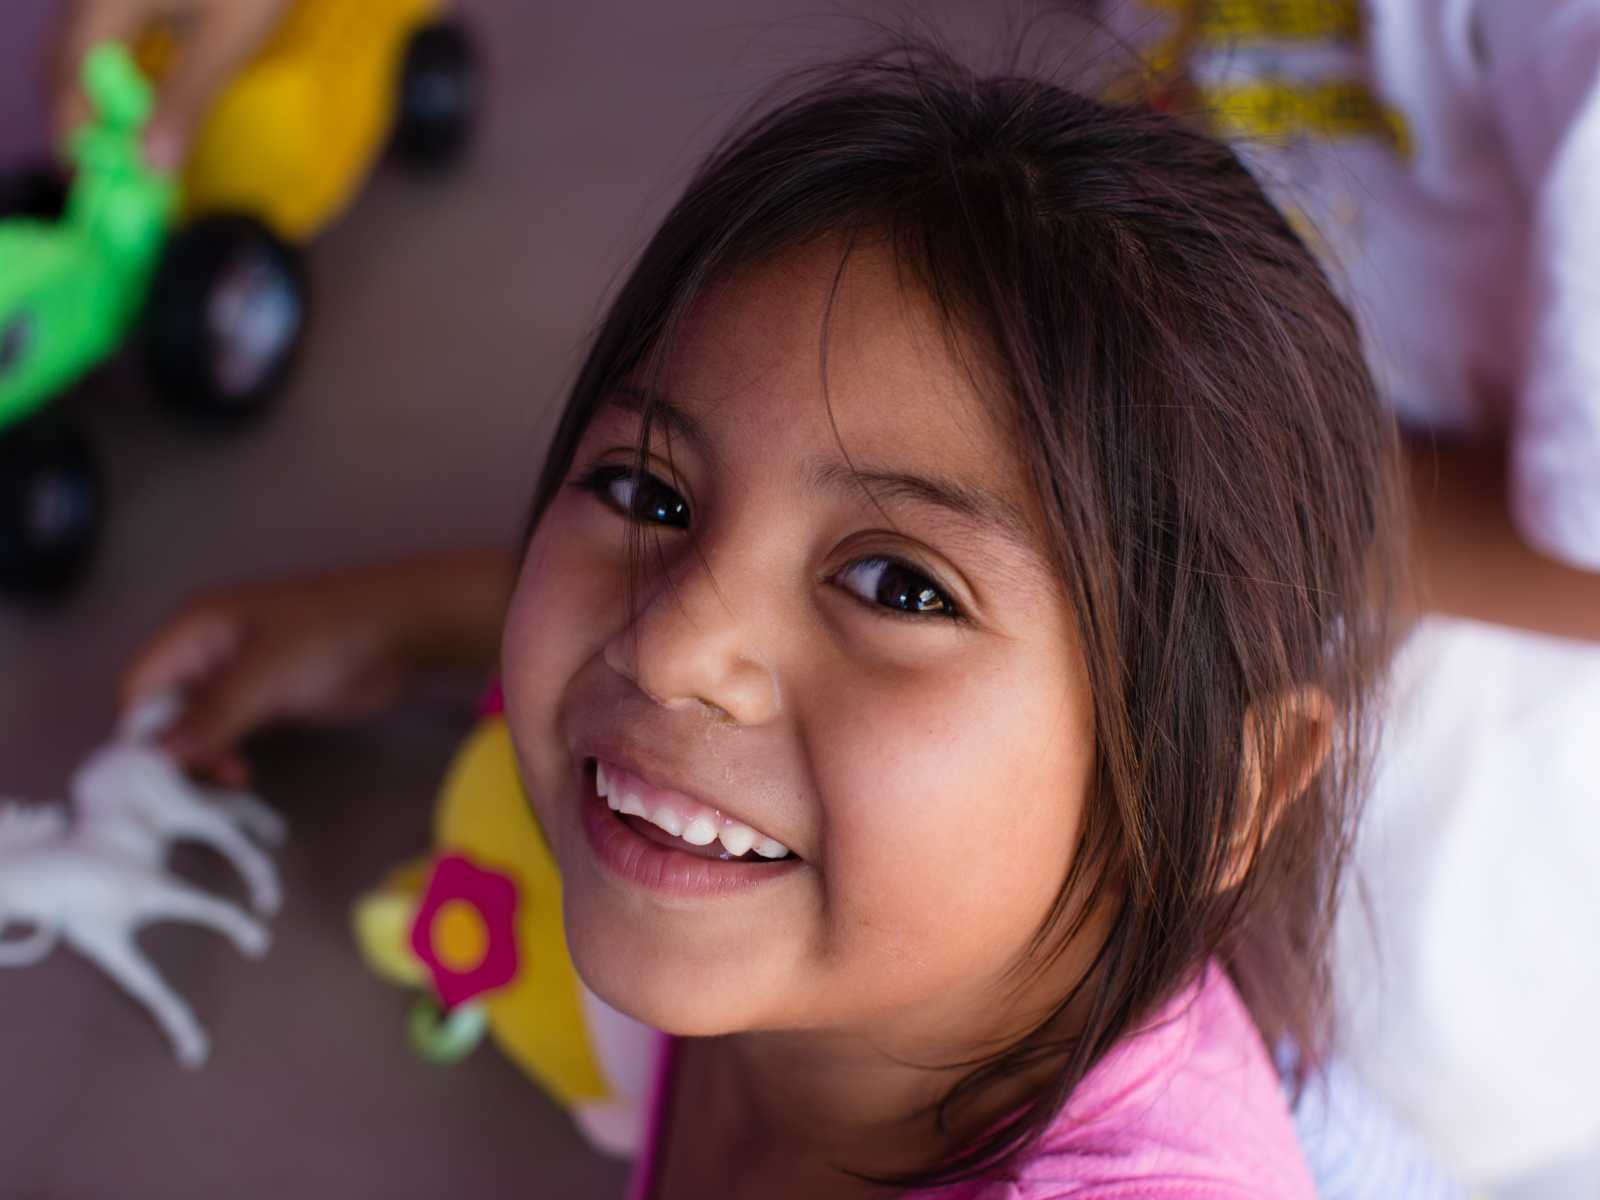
[502,507,627,737]
[809,648,1087,950]
[514,502,630,644]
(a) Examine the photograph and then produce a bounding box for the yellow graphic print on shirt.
[1130,0,1412,160]
[1143,0,1362,41]
[1204,78,1412,157]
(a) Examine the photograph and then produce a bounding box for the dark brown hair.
[525,41,1398,1188]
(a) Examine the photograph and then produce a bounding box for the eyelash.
[575,463,690,529]
[574,463,964,622]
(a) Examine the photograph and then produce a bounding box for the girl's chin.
[561,887,795,1037]
[538,767,816,1034]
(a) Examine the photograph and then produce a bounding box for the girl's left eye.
[835,557,960,619]
[580,465,690,529]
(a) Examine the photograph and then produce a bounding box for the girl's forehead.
[661,242,1015,479]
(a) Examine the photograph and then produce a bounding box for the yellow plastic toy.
[150,0,473,242]
[352,698,655,1156]
[130,0,481,419]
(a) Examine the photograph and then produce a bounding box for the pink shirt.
[629,964,1313,1199]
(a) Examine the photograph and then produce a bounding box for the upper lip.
[577,737,793,851]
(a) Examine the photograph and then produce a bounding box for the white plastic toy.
[0,693,286,1067]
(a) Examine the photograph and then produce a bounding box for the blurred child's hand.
[120,553,516,785]
[50,0,289,170]
[120,569,423,786]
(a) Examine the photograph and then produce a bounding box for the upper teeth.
[596,760,790,860]
[718,822,756,857]
[681,814,718,846]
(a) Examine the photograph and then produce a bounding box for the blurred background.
[0,1,983,1193]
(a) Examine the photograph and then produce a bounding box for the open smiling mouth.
[587,759,795,865]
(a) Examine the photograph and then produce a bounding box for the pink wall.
[0,0,53,161]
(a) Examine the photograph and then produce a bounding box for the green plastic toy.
[0,13,479,597]
[0,43,308,598]
[0,46,176,432]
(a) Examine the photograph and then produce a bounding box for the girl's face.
[502,243,1097,1058]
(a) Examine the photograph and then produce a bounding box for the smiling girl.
[124,46,1398,1197]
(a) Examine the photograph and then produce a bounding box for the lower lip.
[578,784,802,899]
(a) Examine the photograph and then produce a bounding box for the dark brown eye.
[585,466,690,529]
[837,557,957,618]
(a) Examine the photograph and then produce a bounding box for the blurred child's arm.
[50,0,289,170]
[1404,437,1600,641]
[121,550,518,785]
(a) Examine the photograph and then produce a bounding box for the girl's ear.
[1221,687,1335,892]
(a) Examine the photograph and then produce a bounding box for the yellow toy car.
[0,0,479,594]
[171,0,476,242]
[141,0,480,414]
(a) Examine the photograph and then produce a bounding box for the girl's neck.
[659,1025,1053,1198]
[716,1030,948,1161]
[653,925,1111,1197]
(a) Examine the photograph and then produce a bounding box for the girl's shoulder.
[918,965,1314,1200]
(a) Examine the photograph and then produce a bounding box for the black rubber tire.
[0,163,68,221]
[0,418,103,599]
[144,213,307,423]
[392,19,481,169]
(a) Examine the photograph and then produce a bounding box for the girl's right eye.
[578,465,690,530]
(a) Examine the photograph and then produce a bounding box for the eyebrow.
[807,458,1038,547]
[608,386,709,452]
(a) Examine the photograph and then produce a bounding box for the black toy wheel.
[0,163,68,221]
[0,419,103,598]
[392,18,481,168]
[144,214,306,422]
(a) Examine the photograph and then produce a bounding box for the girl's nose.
[602,548,781,727]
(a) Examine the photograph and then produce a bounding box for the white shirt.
[1107,0,1600,567]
